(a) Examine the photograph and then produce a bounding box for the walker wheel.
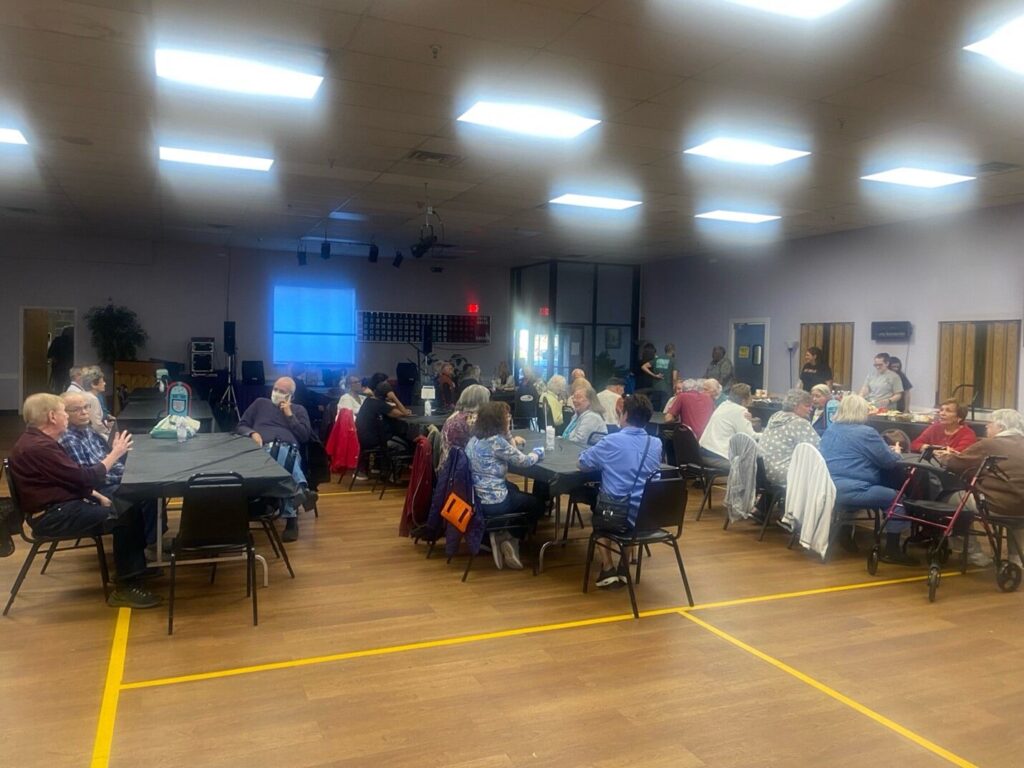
[867,547,879,576]
[936,540,951,566]
[927,566,940,603]
[997,561,1022,593]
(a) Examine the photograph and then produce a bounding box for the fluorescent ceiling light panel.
[155,48,323,99]
[159,146,274,171]
[721,0,854,19]
[684,137,809,165]
[964,15,1024,75]
[457,101,599,138]
[0,128,28,145]
[860,167,975,188]
[328,211,367,221]
[549,193,642,210]
[695,209,780,223]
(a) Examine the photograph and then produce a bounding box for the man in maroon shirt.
[664,379,715,438]
[9,393,160,609]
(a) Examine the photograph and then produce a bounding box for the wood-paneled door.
[937,320,1020,410]
[800,322,854,389]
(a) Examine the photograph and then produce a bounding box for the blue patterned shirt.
[59,425,123,485]
[465,435,539,505]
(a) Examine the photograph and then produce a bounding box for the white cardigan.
[783,443,837,560]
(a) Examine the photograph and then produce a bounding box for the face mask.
[271,390,289,405]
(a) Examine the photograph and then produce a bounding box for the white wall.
[0,232,510,409]
[642,203,1024,411]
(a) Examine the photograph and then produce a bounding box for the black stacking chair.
[2,458,110,615]
[671,424,728,519]
[450,508,531,582]
[582,472,694,619]
[168,472,257,635]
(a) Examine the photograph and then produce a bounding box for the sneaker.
[489,533,504,570]
[968,550,993,567]
[500,537,523,570]
[879,549,918,567]
[107,585,162,609]
[596,567,621,588]
[617,561,630,584]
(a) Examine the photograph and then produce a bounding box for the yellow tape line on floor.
[90,608,132,768]
[678,610,977,768]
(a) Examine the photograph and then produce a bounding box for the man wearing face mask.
[236,376,313,541]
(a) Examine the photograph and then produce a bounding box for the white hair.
[990,409,1024,435]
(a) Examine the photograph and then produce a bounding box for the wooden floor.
[2,433,1023,767]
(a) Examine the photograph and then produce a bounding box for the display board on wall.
[358,311,490,344]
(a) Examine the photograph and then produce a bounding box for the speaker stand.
[219,353,240,420]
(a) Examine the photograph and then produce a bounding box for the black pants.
[30,500,147,582]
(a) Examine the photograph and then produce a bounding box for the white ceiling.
[3,0,1024,264]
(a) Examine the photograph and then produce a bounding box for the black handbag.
[592,436,652,531]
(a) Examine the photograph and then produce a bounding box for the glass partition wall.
[511,261,640,389]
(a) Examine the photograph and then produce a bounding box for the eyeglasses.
[65,406,90,413]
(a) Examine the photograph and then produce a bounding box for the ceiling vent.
[976,161,1022,175]
[405,149,462,167]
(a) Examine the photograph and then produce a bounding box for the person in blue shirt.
[810,384,838,436]
[578,393,662,588]
[820,394,914,565]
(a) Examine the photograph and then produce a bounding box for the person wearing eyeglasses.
[237,376,314,541]
[859,353,903,409]
[10,393,159,609]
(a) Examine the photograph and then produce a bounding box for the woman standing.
[799,347,833,391]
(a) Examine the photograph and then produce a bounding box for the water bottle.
[545,425,555,450]
[424,399,432,416]
[176,417,187,444]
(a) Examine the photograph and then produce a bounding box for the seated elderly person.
[540,374,569,431]
[820,394,912,564]
[665,378,715,438]
[437,362,457,410]
[59,391,163,558]
[699,383,758,472]
[941,408,1024,565]
[563,384,609,446]
[337,375,368,415]
[457,364,481,398]
[910,399,978,453]
[465,401,544,570]
[570,368,586,383]
[579,394,662,588]
[9,393,159,608]
[759,389,820,486]
[236,376,314,541]
[597,378,625,426]
[356,380,413,452]
[439,384,490,467]
[703,377,726,407]
[83,366,114,438]
[810,383,837,436]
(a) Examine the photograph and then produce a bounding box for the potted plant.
[84,303,148,364]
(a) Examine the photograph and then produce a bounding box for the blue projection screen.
[273,285,356,365]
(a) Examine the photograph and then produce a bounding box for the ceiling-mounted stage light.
[320,240,331,259]
[392,250,404,268]
[296,243,307,266]
[368,244,379,263]
[411,233,437,258]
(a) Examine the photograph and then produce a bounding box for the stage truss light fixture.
[368,244,379,263]
[393,250,404,268]
[320,240,331,259]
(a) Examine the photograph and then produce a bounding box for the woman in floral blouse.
[759,388,820,486]
[465,401,544,570]
[438,385,490,468]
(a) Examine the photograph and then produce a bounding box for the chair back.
[587,430,606,446]
[178,472,250,549]
[671,424,703,468]
[633,472,688,533]
[2,458,27,536]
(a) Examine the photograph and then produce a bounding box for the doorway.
[22,307,76,399]
[730,319,769,391]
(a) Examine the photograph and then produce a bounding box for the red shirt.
[910,423,978,454]
[9,427,106,514]
[668,392,715,438]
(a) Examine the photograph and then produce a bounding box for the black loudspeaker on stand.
[219,320,239,420]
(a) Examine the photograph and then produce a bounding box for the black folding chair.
[671,424,727,519]
[168,472,258,634]
[583,472,695,619]
[2,458,109,615]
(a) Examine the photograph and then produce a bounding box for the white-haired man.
[236,376,313,541]
[9,393,159,608]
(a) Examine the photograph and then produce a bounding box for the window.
[800,322,854,388]
[272,285,356,365]
[938,320,1020,410]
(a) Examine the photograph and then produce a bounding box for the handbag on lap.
[592,436,652,531]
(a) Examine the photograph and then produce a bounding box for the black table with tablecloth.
[116,398,215,434]
[748,401,986,441]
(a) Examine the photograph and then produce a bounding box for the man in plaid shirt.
[59,392,160,552]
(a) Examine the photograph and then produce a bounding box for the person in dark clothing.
[236,376,313,541]
[888,357,913,411]
[9,393,160,609]
[355,381,413,452]
[46,326,74,393]
[799,346,833,391]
